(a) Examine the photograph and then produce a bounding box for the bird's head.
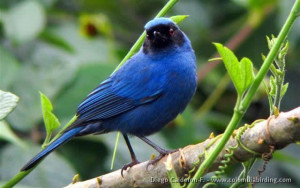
[143,18,185,53]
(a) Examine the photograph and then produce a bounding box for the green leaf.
[280,82,289,98]
[0,90,19,120]
[169,15,189,24]
[270,75,276,97]
[40,92,60,137]
[278,41,289,62]
[214,43,254,95]
[1,1,46,43]
[269,64,277,76]
[0,121,25,148]
[214,43,241,94]
[240,57,254,92]
[263,81,274,113]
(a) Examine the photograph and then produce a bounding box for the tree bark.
[65,107,300,188]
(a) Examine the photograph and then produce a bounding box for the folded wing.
[76,76,162,123]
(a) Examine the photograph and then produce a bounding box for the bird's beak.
[154,31,166,40]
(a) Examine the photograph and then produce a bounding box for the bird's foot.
[121,160,140,177]
[146,149,178,169]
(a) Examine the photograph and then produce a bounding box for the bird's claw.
[146,149,178,170]
[121,160,140,177]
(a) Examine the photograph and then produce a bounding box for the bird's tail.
[21,126,83,171]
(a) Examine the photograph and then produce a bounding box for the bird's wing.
[76,76,163,122]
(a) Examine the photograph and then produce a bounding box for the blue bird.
[21,17,197,175]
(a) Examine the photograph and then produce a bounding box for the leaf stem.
[42,132,51,148]
[187,0,300,187]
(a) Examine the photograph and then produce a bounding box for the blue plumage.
[21,17,197,173]
[144,17,173,30]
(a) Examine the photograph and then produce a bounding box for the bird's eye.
[169,28,174,36]
[146,34,150,40]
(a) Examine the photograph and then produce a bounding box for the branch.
[65,107,300,188]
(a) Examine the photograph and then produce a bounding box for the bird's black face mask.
[143,23,185,54]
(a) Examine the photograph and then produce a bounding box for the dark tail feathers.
[21,127,83,171]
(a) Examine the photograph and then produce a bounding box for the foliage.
[264,36,290,114]
[39,92,60,147]
[214,43,254,96]
[0,90,19,120]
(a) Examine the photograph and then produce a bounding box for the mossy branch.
[65,107,300,188]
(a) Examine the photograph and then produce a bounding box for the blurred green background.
[0,0,299,187]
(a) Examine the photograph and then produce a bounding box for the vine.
[186,1,300,187]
